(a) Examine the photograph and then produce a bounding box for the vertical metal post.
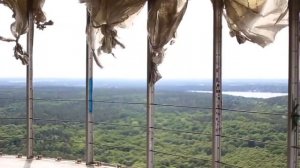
[26,0,34,159]
[212,0,223,167]
[147,1,155,168]
[85,11,94,165]
[288,0,299,167]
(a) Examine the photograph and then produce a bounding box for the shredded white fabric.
[0,0,51,64]
[223,0,288,47]
[148,0,188,83]
[81,0,146,68]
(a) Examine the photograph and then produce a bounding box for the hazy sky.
[0,0,288,80]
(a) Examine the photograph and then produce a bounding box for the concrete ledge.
[0,155,115,168]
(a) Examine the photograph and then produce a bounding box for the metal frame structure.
[147,1,155,168]
[85,11,94,165]
[212,0,223,167]
[26,0,34,159]
[20,0,300,167]
[287,0,300,167]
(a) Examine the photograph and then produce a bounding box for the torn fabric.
[81,0,146,68]
[148,0,188,84]
[0,0,52,64]
[223,0,288,47]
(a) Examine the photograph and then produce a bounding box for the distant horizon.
[0,77,288,93]
[0,77,288,80]
[0,77,288,82]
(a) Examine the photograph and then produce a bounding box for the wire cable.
[0,97,26,101]
[0,136,26,140]
[95,143,145,152]
[0,97,286,116]
[34,98,85,102]
[32,118,146,129]
[0,116,287,148]
[33,118,83,124]
[34,137,84,144]
[0,117,26,120]
[0,116,286,145]
[153,127,211,136]
[152,150,211,163]
[153,150,243,168]
[218,134,286,147]
[221,108,284,116]
[291,146,300,149]
[95,121,146,129]
[152,103,212,110]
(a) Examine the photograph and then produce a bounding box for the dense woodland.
[0,82,288,168]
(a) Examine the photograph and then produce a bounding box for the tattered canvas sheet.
[81,0,146,67]
[224,0,288,47]
[0,0,50,64]
[1,0,28,38]
[148,0,188,84]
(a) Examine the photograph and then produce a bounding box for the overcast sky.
[0,0,288,80]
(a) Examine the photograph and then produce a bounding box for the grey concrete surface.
[0,155,116,168]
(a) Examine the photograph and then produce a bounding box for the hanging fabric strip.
[0,0,52,64]
[81,0,147,68]
[223,0,288,47]
[148,0,188,84]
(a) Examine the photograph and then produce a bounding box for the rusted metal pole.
[147,1,155,168]
[212,0,223,167]
[26,0,34,159]
[287,0,299,167]
[85,11,94,165]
